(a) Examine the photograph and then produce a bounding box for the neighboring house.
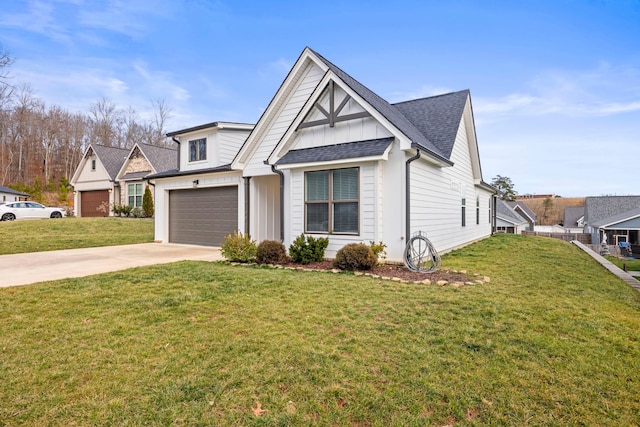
[584,196,640,245]
[506,201,536,231]
[563,206,585,233]
[71,143,177,217]
[0,185,29,203]
[148,47,495,262]
[496,199,529,234]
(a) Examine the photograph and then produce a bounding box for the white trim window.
[128,183,143,207]
[189,138,207,162]
[305,167,359,234]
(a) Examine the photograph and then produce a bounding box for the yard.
[0,217,154,255]
[1,234,640,425]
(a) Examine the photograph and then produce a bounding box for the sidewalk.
[571,241,640,292]
[0,243,224,288]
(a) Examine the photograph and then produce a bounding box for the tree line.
[0,48,173,195]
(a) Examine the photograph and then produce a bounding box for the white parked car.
[0,201,66,221]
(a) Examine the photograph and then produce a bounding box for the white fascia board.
[268,71,412,165]
[114,143,141,181]
[600,213,640,229]
[275,155,387,171]
[70,146,93,185]
[232,49,329,169]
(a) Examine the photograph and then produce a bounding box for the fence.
[522,231,591,244]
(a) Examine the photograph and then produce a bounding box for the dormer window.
[189,138,207,162]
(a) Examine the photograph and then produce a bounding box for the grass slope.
[0,217,154,255]
[1,234,639,425]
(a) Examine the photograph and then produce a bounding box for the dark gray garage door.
[169,186,238,246]
[81,190,109,217]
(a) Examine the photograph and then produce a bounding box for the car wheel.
[51,211,62,219]
[1,213,16,221]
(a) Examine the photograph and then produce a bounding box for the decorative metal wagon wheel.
[403,232,441,273]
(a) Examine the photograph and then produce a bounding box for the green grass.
[1,234,640,425]
[606,255,640,272]
[0,217,154,254]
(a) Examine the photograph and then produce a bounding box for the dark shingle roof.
[563,206,585,227]
[120,171,152,181]
[507,201,537,222]
[91,144,130,180]
[0,185,29,197]
[392,91,469,160]
[585,196,640,226]
[276,137,393,165]
[496,199,528,225]
[138,143,178,173]
[591,206,640,228]
[309,48,455,165]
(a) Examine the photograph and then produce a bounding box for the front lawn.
[1,234,639,425]
[0,217,154,255]
[606,255,640,272]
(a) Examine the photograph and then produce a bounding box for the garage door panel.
[169,186,238,246]
[81,190,109,217]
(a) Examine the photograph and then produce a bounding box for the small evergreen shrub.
[221,231,257,263]
[142,186,154,217]
[333,243,377,271]
[289,234,329,264]
[256,240,288,264]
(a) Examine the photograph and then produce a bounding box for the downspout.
[270,165,285,242]
[244,177,251,235]
[492,194,497,235]
[405,149,421,241]
[171,137,181,169]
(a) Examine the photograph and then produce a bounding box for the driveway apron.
[0,243,223,288]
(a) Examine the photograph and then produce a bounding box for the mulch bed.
[257,260,489,286]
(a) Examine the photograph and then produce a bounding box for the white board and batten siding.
[153,171,244,244]
[179,128,251,172]
[242,62,326,177]
[287,162,378,259]
[409,115,492,253]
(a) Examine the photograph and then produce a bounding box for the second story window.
[91,159,96,171]
[189,138,207,162]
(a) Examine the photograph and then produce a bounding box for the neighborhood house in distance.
[143,47,495,262]
[71,143,177,217]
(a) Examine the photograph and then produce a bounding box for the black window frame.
[462,197,466,227]
[189,138,207,162]
[304,167,359,235]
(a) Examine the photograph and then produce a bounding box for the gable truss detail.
[297,80,371,130]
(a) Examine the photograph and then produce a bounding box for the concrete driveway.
[0,243,224,288]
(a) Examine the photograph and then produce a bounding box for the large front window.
[128,183,143,207]
[189,138,207,162]
[305,167,359,234]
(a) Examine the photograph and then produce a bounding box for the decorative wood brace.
[297,80,371,130]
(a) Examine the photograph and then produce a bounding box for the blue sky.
[1,0,639,197]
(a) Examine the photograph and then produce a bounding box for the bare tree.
[89,98,123,147]
[151,98,172,146]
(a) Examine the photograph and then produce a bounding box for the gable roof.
[90,144,130,180]
[309,48,455,165]
[585,196,640,226]
[507,201,537,222]
[0,185,29,197]
[137,143,178,174]
[591,206,640,229]
[497,199,528,225]
[392,90,469,160]
[276,137,393,166]
[563,206,585,227]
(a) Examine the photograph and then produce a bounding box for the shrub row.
[221,233,387,271]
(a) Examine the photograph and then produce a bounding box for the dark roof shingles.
[91,144,130,180]
[276,137,393,165]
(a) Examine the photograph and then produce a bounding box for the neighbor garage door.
[169,186,238,246]
[80,190,109,217]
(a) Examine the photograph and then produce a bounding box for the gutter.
[270,164,285,242]
[405,149,421,241]
[171,137,181,169]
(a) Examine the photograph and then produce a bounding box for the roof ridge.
[391,89,470,105]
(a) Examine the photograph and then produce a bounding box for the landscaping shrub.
[142,186,154,217]
[221,231,257,263]
[130,207,145,218]
[289,234,329,264]
[333,243,377,271]
[369,241,387,262]
[256,240,288,264]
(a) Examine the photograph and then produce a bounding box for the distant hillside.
[517,197,585,226]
